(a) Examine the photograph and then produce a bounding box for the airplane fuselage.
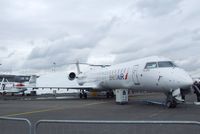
[76,56,193,94]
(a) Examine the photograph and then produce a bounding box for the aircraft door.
[2,84,5,90]
[132,65,140,85]
[142,62,160,91]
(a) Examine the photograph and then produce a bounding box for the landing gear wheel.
[166,98,177,108]
[106,92,110,98]
[79,93,83,99]
[83,93,87,99]
[166,92,177,108]
[3,92,6,96]
[79,89,88,99]
[171,101,177,108]
[166,100,177,108]
[110,91,115,98]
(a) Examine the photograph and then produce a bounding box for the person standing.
[193,81,200,102]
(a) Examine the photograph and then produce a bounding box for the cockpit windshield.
[144,61,177,69]
[158,61,177,68]
[145,62,157,69]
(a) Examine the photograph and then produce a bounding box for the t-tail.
[28,75,38,87]
[68,60,111,81]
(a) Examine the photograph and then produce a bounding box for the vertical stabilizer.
[76,60,81,74]
[0,78,5,91]
[29,75,37,87]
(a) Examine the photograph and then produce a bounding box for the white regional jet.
[0,75,37,96]
[65,56,193,108]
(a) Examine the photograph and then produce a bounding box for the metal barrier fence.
[0,117,200,134]
[0,116,32,134]
[34,120,200,134]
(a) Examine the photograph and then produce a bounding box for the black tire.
[197,96,200,102]
[166,100,177,108]
[83,93,87,99]
[3,92,6,96]
[166,101,172,108]
[110,92,115,98]
[106,92,110,98]
[171,103,177,108]
[79,93,83,99]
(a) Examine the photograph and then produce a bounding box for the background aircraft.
[0,75,37,96]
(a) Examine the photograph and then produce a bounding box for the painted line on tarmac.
[148,110,165,118]
[83,102,109,106]
[3,107,65,117]
[2,101,109,117]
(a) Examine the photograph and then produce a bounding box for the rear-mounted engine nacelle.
[68,72,76,81]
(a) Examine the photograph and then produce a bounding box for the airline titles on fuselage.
[109,68,129,81]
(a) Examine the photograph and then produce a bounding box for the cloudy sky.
[0,0,200,76]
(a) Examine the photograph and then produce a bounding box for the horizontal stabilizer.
[70,62,111,68]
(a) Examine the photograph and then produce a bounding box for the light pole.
[52,62,56,72]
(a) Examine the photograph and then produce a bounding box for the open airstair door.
[132,65,140,85]
[0,78,6,91]
[194,85,200,94]
[193,85,200,100]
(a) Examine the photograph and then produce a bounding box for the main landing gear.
[79,90,87,99]
[165,88,184,108]
[0,92,6,96]
[106,91,115,98]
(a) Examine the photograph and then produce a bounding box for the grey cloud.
[176,56,200,72]
[0,46,7,52]
[109,27,200,72]
[135,0,182,17]
[156,28,200,54]
[158,28,200,44]
[23,48,90,70]
[145,29,200,71]
[110,37,150,55]
[0,0,120,41]
[24,17,117,69]
[6,51,16,58]
[191,28,200,41]
[0,0,200,76]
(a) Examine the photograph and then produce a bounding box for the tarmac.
[0,93,200,134]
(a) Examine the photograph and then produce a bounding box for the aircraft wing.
[32,86,94,91]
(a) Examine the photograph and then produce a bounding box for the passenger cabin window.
[145,62,157,69]
[158,61,176,68]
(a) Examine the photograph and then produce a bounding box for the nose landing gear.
[165,88,184,108]
[166,93,177,108]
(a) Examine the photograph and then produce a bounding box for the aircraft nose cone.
[171,68,193,89]
[180,75,193,89]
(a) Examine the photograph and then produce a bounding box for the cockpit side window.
[145,62,157,69]
[158,61,176,68]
